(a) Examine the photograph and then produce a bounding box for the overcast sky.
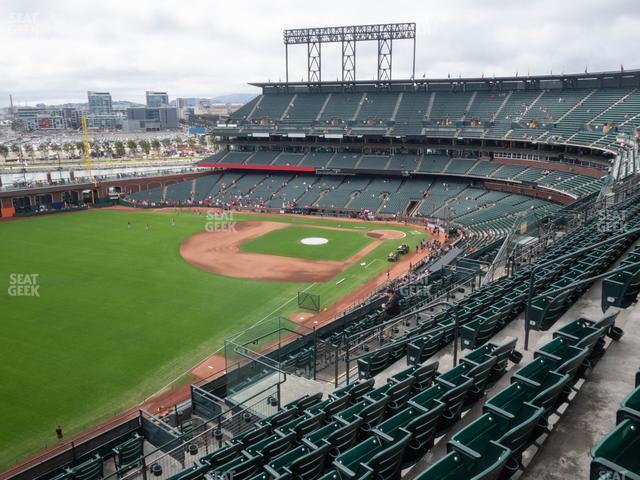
[1,0,638,107]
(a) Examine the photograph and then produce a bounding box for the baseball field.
[0,208,427,469]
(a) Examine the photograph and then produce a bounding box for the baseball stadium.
[2,21,640,480]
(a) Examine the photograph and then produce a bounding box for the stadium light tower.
[283,23,416,84]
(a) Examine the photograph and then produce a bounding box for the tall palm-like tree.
[90,142,100,158]
[138,140,151,155]
[102,141,112,158]
[10,144,22,160]
[37,143,49,159]
[62,143,73,158]
[24,144,35,159]
[51,143,62,159]
[126,140,138,156]
[151,139,161,155]
[114,140,126,158]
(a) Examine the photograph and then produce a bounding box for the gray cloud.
[0,0,638,106]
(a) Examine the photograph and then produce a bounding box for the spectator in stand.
[381,288,401,322]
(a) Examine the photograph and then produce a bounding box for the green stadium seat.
[462,338,518,388]
[528,286,574,331]
[534,339,592,380]
[334,430,411,480]
[335,397,389,436]
[414,441,511,480]
[307,395,351,421]
[591,419,640,480]
[256,408,300,430]
[330,380,374,404]
[64,454,103,480]
[113,433,143,473]
[437,355,497,406]
[618,386,640,424]
[411,360,440,392]
[514,352,575,388]
[357,346,393,379]
[284,392,323,413]
[304,419,364,458]
[434,318,458,347]
[277,411,326,440]
[510,362,575,425]
[199,442,244,470]
[553,315,619,364]
[406,330,444,365]
[316,471,341,480]
[486,369,569,427]
[167,463,207,480]
[212,452,262,480]
[229,423,272,448]
[266,442,331,480]
[387,362,437,383]
[246,473,270,480]
[409,375,473,436]
[449,403,544,475]
[374,400,445,467]
[565,323,607,351]
[244,431,296,459]
[601,247,640,311]
[366,376,414,413]
[460,311,501,350]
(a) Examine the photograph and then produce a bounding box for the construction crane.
[81,114,96,203]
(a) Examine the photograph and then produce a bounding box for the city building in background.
[15,108,66,130]
[61,108,81,130]
[87,91,113,115]
[176,97,194,121]
[87,91,124,130]
[146,91,169,108]
[5,90,238,132]
[125,106,178,131]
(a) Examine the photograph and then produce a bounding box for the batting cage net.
[297,291,321,312]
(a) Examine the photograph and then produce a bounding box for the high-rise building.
[146,91,169,108]
[86,91,121,129]
[87,91,113,115]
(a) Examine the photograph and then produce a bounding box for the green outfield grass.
[0,209,424,469]
[239,225,373,261]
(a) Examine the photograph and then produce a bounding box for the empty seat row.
[418,314,618,479]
